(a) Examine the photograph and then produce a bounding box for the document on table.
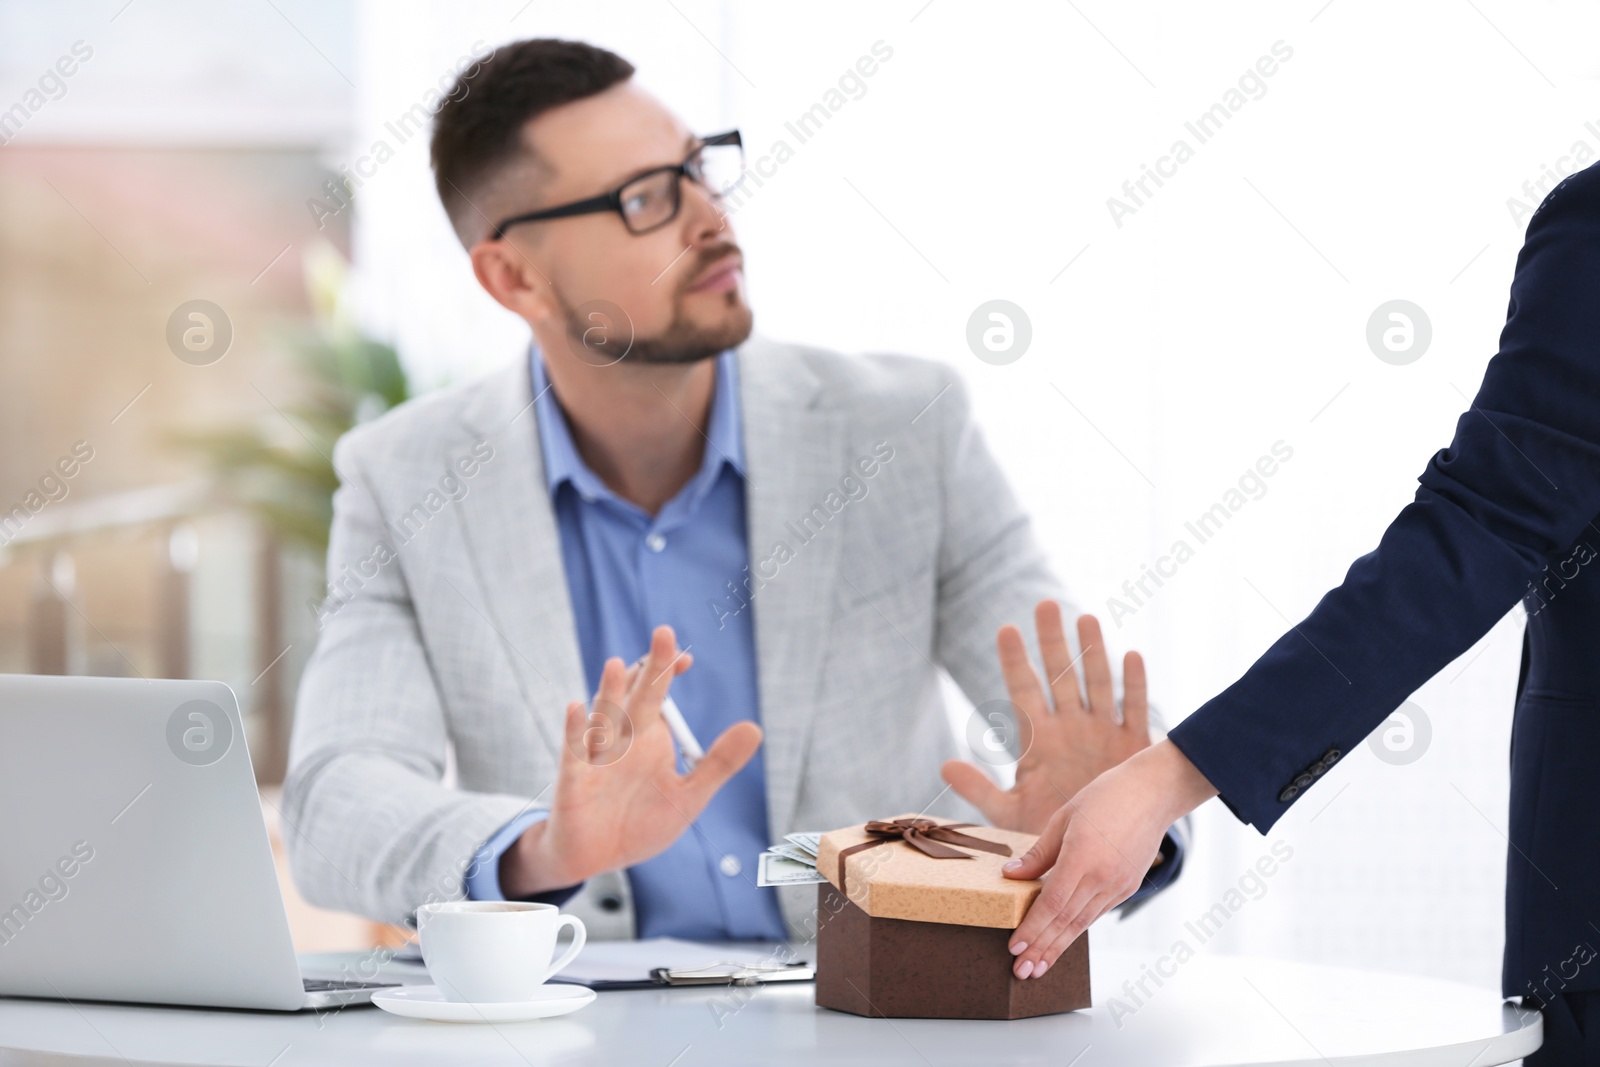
[558,937,810,989]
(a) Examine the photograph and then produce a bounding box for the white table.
[0,948,1540,1066]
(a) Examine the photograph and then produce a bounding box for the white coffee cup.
[416,901,587,1003]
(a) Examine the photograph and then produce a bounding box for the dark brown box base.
[814,884,1090,1020]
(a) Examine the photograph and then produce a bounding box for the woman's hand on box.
[1001,739,1216,978]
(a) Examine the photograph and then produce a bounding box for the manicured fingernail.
[1017,960,1034,979]
[1002,860,1022,873]
[1035,961,1048,976]
[1009,941,1027,955]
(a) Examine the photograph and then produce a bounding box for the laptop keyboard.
[302,978,399,992]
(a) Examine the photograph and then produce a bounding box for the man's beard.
[556,254,753,367]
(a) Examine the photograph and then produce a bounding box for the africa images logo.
[165,699,233,767]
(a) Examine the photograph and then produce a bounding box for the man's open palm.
[942,602,1150,834]
[506,625,763,895]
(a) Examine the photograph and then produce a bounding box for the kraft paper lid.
[817,817,1045,929]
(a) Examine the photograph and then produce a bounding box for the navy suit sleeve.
[1168,163,1600,833]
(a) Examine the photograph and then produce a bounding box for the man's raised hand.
[500,625,763,897]
[941,601,1151,834]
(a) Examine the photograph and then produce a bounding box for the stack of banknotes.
[756,832,829,886]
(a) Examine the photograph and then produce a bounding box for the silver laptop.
[0,674,398,1011]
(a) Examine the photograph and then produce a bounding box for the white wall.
[346,0,1600,994]
[0,0,352,145]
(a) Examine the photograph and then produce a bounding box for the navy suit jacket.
[1168,160,1600,1001]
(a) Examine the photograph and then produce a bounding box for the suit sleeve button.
[1279,785,1300,802]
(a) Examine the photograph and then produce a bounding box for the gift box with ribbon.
[812,815,1090,1019]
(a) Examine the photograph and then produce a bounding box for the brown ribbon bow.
[835,817,1013,895]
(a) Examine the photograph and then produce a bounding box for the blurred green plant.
[170,241,410,554]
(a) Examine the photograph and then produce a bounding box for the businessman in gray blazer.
[284,37,1179,941]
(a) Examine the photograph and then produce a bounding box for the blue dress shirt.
[466,348,786,942]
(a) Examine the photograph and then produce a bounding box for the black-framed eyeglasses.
[491,130,745,240]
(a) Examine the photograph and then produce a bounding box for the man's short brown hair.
[430,38,634,245]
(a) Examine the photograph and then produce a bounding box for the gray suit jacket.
[284,334,1070,939]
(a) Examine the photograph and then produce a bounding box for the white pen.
[660,694,704,771]
[632,655,704,770]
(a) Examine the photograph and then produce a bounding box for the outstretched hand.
[942,602,1151,834]
[501,625,763,897]
[1001,739,1217,979]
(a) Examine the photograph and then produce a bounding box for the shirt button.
[646,533,667,553]
[719,855,742,877]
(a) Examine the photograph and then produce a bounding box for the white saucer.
[371,983,596,1022]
